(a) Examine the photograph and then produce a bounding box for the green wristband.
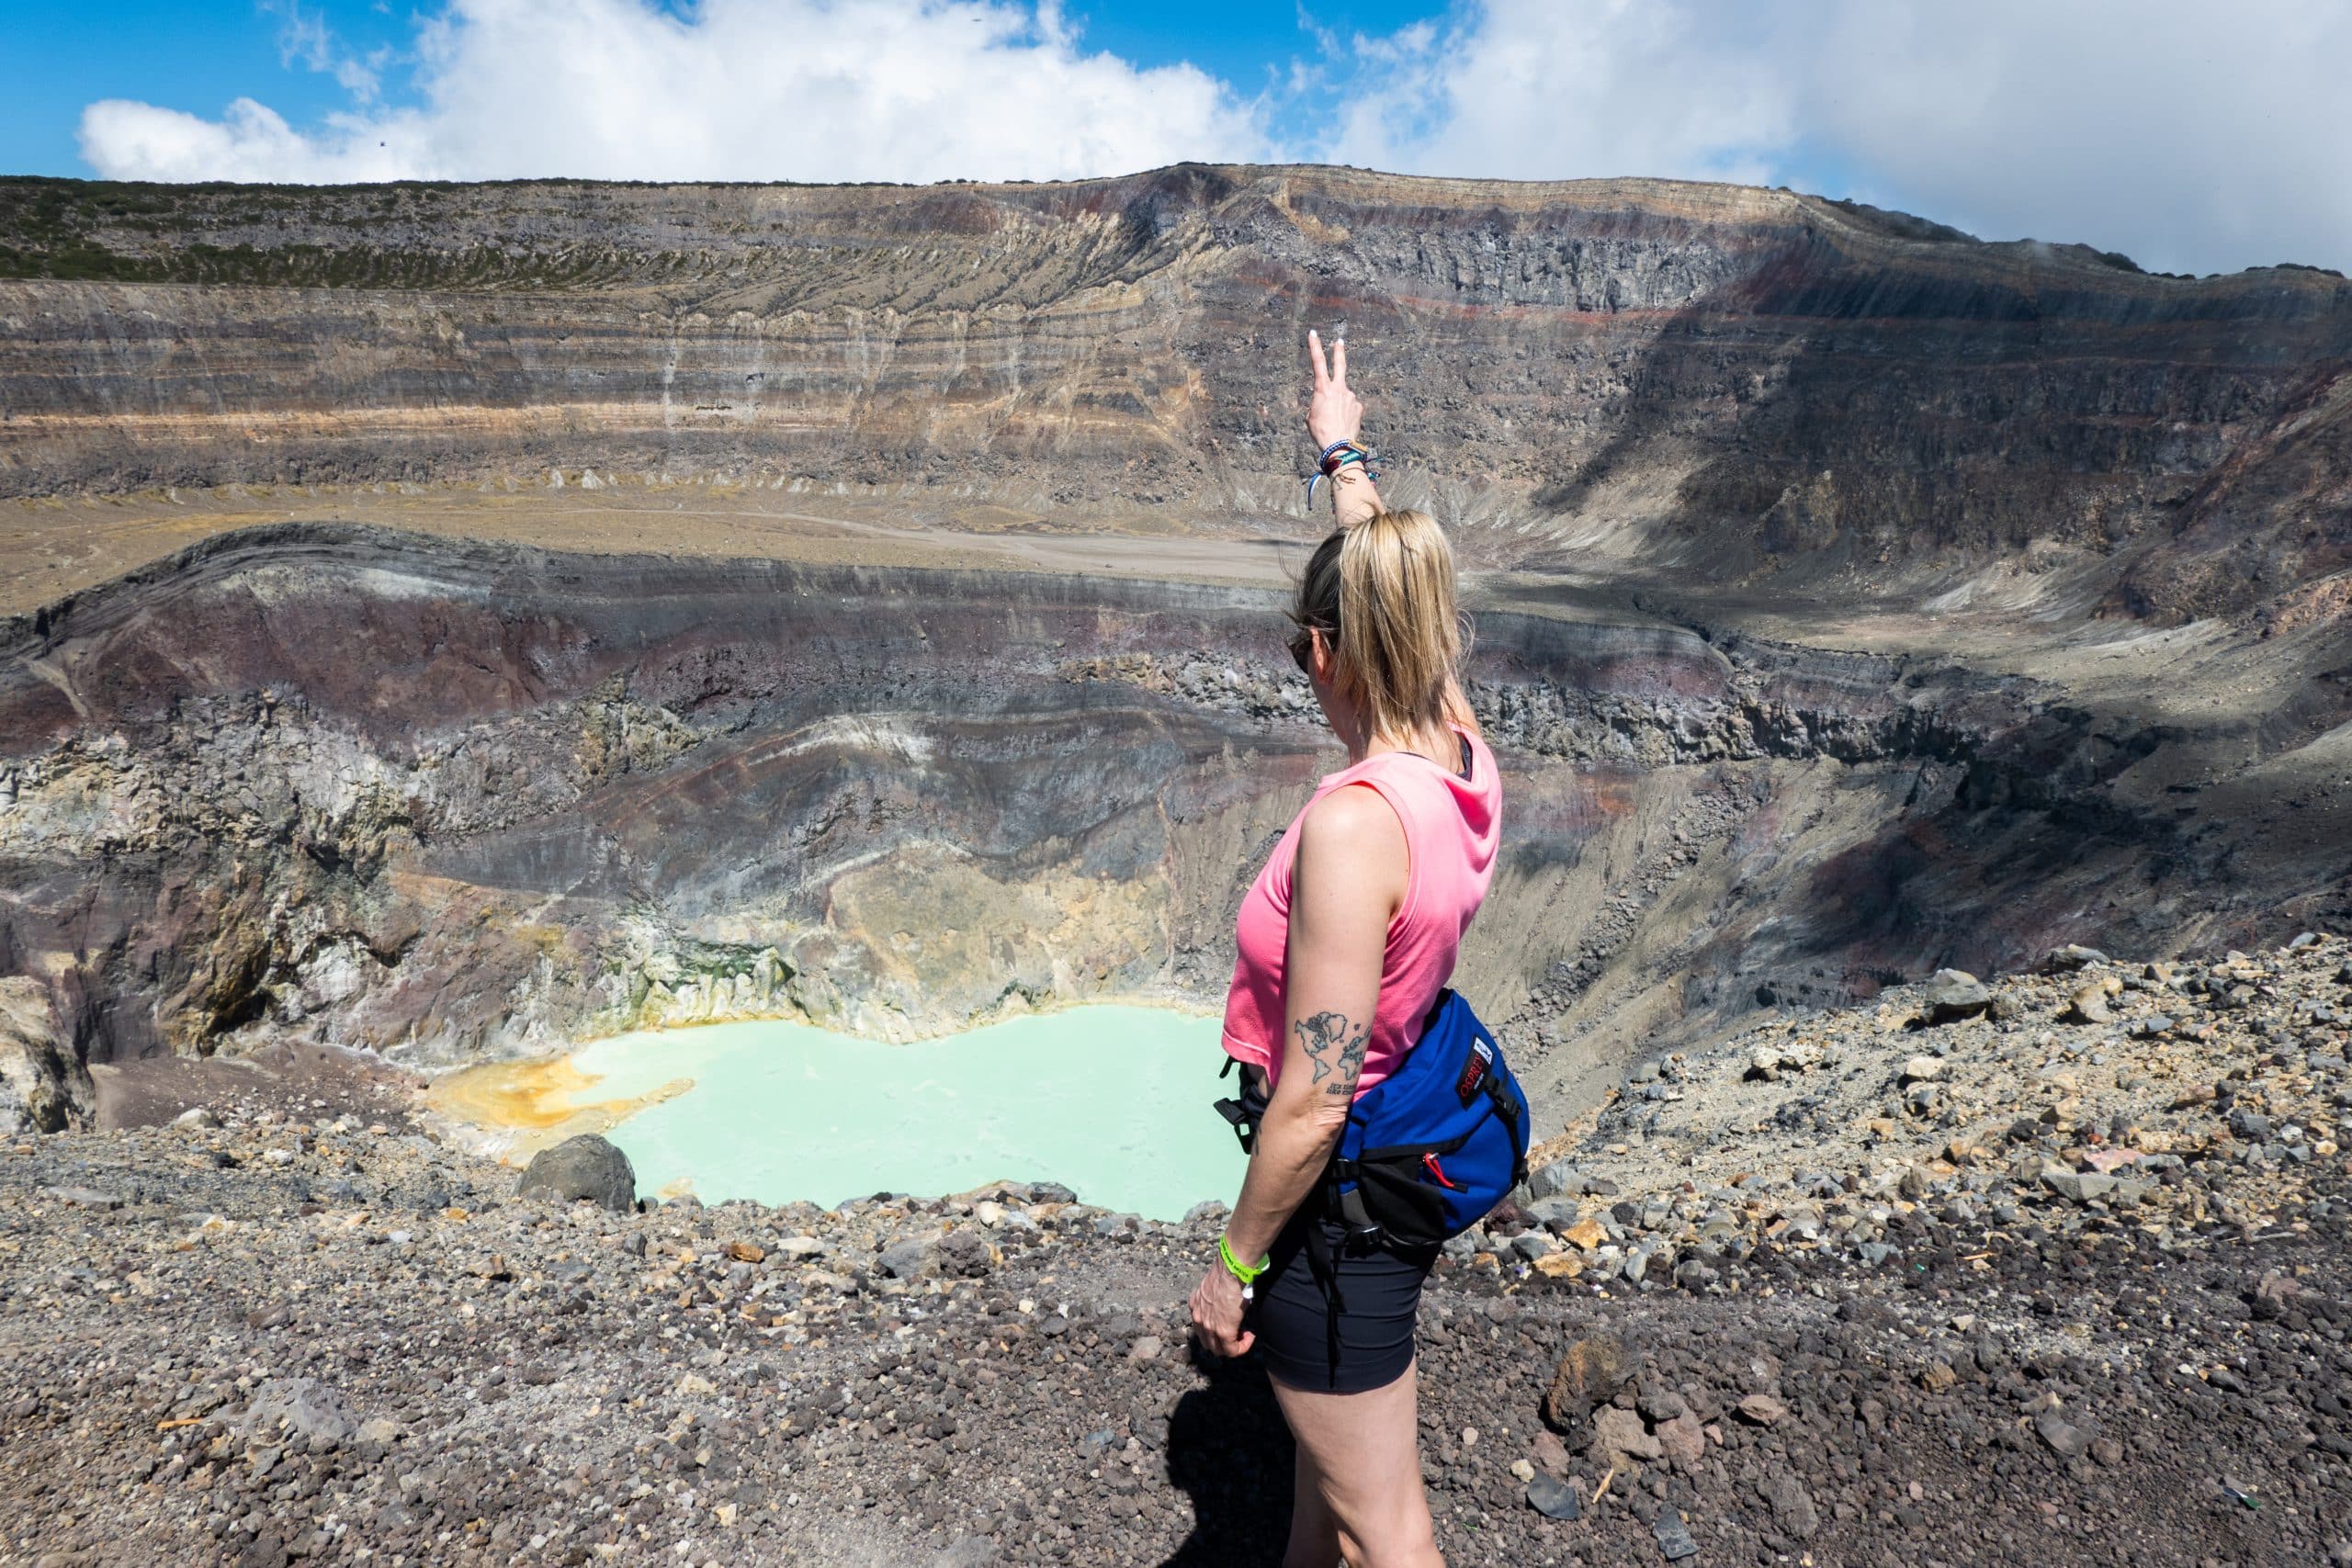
[1217,1234,1269,1285]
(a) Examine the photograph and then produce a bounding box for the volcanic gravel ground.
[1,936,2348,1566]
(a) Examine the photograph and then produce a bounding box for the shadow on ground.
[1159,1347,1296,1566]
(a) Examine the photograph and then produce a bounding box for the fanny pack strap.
[1487,1071,1530,1190]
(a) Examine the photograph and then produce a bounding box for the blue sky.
[5,0,2346,277]
[3,3,401,178]
[1,1,1444,180]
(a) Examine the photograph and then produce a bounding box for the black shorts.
[1246,1212,1439,1394]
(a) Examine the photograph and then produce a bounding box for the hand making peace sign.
[1306,328,1363,453]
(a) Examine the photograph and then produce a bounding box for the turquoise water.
[566,1005,1246,1221]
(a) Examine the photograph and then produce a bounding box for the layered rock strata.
[2,523,2336,1131]
[4,166,2349,621]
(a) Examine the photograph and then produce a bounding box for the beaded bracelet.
[1306,440,1381,509]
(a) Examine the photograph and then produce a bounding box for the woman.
[1187,330,1501,1568]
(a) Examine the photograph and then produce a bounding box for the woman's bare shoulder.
[1297,782,1408,881]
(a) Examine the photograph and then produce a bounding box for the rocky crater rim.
[7,163,2347,283]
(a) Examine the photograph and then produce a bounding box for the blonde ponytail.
[1289,509,1479,746]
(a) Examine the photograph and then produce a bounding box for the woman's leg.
[1282,1439,1343,1568]
[1268,1359,1442,1568]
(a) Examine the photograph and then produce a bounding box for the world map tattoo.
[1295,1010,1371,1097]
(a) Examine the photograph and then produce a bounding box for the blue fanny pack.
[1214,987,1532,1250]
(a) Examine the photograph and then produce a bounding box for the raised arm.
[1307,329,1386,530]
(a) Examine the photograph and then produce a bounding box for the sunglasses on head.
[1287,624,1321,677]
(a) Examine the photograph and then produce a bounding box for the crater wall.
[2,524,2325,1132]
[6,167,2350,621]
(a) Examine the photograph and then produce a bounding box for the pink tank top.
[1220,717,1501,1096]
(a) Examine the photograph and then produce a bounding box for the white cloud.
[71,0,2352,276]
[1329,0,2352,276]
[266,0,382,103]
[77,97,423,184]
[79,0,1271,186]
[1330,0,1796,189]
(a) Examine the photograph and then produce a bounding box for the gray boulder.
[515,1134,637,1213]
[2042,1168,2119,1204]
[1526,1162,1588,1200]
[242,1377,357,1450]
[1526,1195,1583,1232]
[877,1237,933,1279]
[1921,969,1992,1022]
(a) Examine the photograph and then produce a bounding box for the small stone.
[2034,1407,2092,1460]
[725,1240,764,1264]
[40,1186,122,1210]
[1562,1217,1607,1251]
[1510,1458,1536,1483]
[1653,1508,1702,1562]
[1544,1336,1633,1430]
[1758,1467,1820,1540]
[1736,1393,1789,1426]
[1656,1412,1706,1468]
[1527,1472,1582,1521]
[1900,1055,1947,1082]
[934,1228,992,1278]
[1590,1405,1663,1471]
[2062,987,2113,1026]
[1127,1336,1162,1362]
[2045,944,2110,971]
[172,1106,220,1130]
[1636,1382,1688,1424]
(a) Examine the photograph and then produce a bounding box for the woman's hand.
[1306,329,1363,452]
[1187,1262,1255,1358]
